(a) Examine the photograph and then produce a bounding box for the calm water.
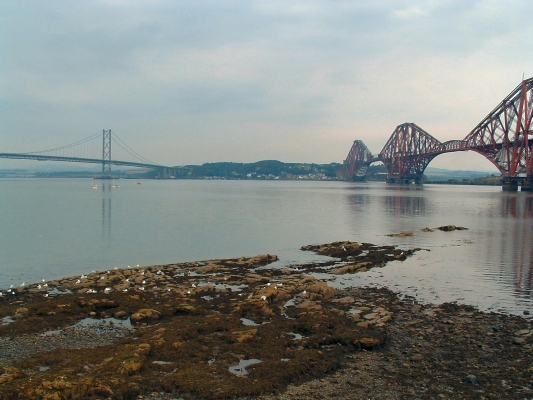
[1,179,532,316]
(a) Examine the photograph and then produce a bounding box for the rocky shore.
[0,237,532,399]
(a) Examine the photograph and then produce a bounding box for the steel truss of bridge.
[343,77,533,191]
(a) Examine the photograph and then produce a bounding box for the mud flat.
[0,239,532,399]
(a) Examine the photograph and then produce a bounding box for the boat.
[92,178,98,189]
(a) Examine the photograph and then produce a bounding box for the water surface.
[1,178,531,315]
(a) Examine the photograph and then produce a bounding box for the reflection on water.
[100,183,112,238]
[383,195,426,216]
[496,195,533,301]
[342,185,533,315]
[501,194,533,218]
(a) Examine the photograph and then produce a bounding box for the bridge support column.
[521,178,533,192]
[502,178,518,192]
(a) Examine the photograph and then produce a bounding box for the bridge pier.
[502,178,519,192]
[521,178,533,192]
[386,177,423,185]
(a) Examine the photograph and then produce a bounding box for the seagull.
[76,280,81,284]
[136,264,139,268]
[80,274,87,279]
[141,271,145,276]
[100,276,105,280]
[139,287,144,291]
[42,279,45,283]
[20,282,25,287]
[9,285,13,289]
[187,291,191,294]
[38,284,41,289]
[267,283,271,286]
[142,280,146,284]
[261,295,267,300]
[192,284,196,288]
[123,289,128,292]
[126,278,130,282]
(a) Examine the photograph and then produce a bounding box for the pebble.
[465,374,477,384]
[0,324,131,367]
[511,337,526,345]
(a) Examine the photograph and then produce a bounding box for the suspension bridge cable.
[111,131,158,165]
[22,131,103,155]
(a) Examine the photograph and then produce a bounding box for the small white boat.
[92,178,98,189]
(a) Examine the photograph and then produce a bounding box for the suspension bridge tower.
[100,129,112,179]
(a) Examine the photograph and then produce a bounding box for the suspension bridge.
[343,77,533,191]
[0,130,179,179]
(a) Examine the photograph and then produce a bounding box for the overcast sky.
[1,0,532,171]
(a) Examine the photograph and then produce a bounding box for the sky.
[1,0,532,171]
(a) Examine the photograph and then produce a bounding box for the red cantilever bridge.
[343,77,533,191]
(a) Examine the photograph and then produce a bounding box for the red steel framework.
[379,123,442,183]
[342,140,375,180]
[342,77,533,190]
[463,77,533,189]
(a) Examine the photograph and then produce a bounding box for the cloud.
[0,0,532,170]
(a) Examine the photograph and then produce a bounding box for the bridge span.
[0,130,180,179]
[343,77,533,191]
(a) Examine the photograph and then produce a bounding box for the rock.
[306,281,336,300]
[512,337,526,345]
[437,225,467,231]
[294,301,323,313]
[363,312,378,320]
[411,354,423,361]
[349,313,361,321]
[131,309,161,324]
[13,308,29,319]
[465,374,477,384]
[524,310,531,315]
[331,296,355,305]
[358,337,381,348]
[386,231,413,237]
[0,367,23,384]
[113,311,129,319]
[330,262,372,275]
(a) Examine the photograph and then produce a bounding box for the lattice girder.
[464,78,533,178]
[343,140,374,179]
[379,123,443,181]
